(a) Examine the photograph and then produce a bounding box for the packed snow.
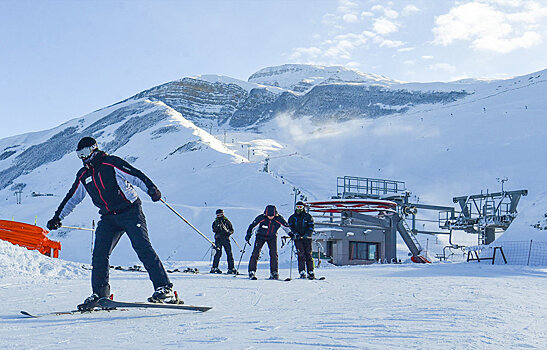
[0,240,546,349]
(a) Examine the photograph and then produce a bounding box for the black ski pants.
[295,238,314,273]
[91,203,171,297]
[212,236,234,270]
[248,236,278,274]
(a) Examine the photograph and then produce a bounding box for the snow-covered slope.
[0,64,545,265]
[248,63,399,92]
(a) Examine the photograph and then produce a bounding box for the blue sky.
[1,0,546,139]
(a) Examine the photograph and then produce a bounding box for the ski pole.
[61,225,95,231]
[236,241,248,274]
[288,239,295,281]
[230,236,242,251]
[160,199,216,248]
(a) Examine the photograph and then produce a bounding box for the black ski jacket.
[288,212,315,239]
[247,214,289,240]
[54,151,157,219]
[212,217,234,239]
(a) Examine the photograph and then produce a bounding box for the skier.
[46,137,178,310]
[245,205,289,280]
[210,209,236,274]
[288,201,316,279]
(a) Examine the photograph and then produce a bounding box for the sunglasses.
[76,144,98,160]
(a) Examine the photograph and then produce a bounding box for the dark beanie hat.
[77,137,97,151]
[216,209,223,215]
[264,205,276,216]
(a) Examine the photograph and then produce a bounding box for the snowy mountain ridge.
[0,64,545,264]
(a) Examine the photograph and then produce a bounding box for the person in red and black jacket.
[46,137,176,310]
[245,205,289,280]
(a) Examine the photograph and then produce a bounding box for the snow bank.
[0,240,87,279]
[497,192,547,243]
[473,192,547,265]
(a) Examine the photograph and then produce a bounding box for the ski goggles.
[296,204,305,210]
[76,144,98,160]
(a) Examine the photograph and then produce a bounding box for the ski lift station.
[309,176,527,266]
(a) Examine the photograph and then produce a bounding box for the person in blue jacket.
[288,201,316,279]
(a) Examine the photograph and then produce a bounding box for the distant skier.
[46,137,178,310]
[210,209,236,274]
[288,201,316,279]
[245,205,289,280]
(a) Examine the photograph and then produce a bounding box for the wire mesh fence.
[470,240,547,266]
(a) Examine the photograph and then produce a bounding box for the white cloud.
[288,47,322,60]
[338,0,359,14]
[421,55,434,60]
[402,4,420,16]
[429,63,457,74]
[373,17,399,35]
[433,1,547,53]
[376,38,404,48]
[346,61,361,68]
[343,13,359,23]
[370,4,399,19]
[361,11,374,17]
[398,47,415,52]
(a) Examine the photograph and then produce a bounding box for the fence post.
[527,240,533,266]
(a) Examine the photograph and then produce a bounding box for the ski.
[20,308,127,318]
[96,297,212,312]
[284,276,326,281]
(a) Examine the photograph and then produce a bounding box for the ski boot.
[148,285,183,304]
[227,268,238,275]
[77,293,102,311]
[269,272,279,280]
[209,267,222,274]
[299,271,307,279]
[307,271,315,280]
[249,271,257,280]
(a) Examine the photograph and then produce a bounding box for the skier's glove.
[47,216,62,231]
[147,186,162,202]
[245,233,252,244]
[288,232,295,239]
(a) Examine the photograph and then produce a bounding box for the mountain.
[121,64,470,129]
[0,64,545,263]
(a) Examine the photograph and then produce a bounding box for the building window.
[349,242,378,260]
[326,241,334,258]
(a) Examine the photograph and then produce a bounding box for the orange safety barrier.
[0,220,61,258]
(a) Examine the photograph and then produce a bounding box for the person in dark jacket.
[288,201,316,279]
[46,137,177,310]
[245,205,289,280]
[210,209,236,274]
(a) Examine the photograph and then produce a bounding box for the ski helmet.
[264,205,276,217]
[76,137,98,161]
[216,209,224,216]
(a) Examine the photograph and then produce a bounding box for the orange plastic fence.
[0,220,61,258]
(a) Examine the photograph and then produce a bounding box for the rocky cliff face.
[125,64,468,128]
